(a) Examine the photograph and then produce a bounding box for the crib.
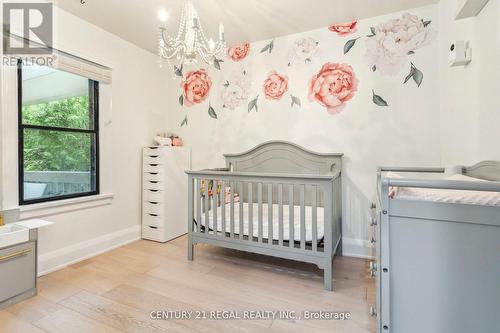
[186,141,343,290]
[373,161,500,333]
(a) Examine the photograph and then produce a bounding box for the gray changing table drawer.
[0,242,36,302]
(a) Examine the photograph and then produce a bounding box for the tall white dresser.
[142,146,191,242]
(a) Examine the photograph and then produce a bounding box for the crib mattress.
[198,203,324,242]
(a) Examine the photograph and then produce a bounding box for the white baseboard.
[342,237,375,259]
[38,225,141,276]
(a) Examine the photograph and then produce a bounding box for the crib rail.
[186,169,342,290]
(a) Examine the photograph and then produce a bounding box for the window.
[18,62,99,204]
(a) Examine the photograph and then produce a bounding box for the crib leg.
[335,238,343,257]
[323,258,333,291]
[188,237,194,261]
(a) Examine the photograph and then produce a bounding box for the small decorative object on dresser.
[142,146,191,242]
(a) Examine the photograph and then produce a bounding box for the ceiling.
[56,0,439,54]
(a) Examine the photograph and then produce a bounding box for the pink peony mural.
[309,63,358,114]
[263,71,289,100]
[329,20,358,36]
[227,43,250,61]
[181,69,212,106]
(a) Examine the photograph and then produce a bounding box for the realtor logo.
[3,2,53,55]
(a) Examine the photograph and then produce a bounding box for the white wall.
[0,7,170,273]
[439,0,500,165]
[167,5,441,258]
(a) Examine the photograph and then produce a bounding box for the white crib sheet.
[199,203,325,242]
[390,173,500,206]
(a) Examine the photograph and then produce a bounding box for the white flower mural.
[221,69,252,111]
[288,37,319,66]
[364,13,435,76]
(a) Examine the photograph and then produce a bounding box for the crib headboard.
[224,141,343,176]
[465,161,500,181]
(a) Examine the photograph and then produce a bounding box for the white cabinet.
[142,146,191,243]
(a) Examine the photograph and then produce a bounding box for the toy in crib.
[200,179,239,205]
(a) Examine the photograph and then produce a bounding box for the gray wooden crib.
[186,141,343,290]
[372,161,500,333]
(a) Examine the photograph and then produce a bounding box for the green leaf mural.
[291,95,301,108]
[208,104,218,119]
[180,116,188,127]
[260,40,274,54]
[174,65,183,77]
[213,57,224,70]
[179,94,184,106]
[403,62,424,87]
[344,38,359,54]
[248,96,259,112]
[372,90,389,107]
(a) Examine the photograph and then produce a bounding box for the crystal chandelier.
[158,0,226,72]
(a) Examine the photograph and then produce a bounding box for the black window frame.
[18,61,100,205]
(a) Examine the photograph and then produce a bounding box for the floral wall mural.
[309,63,358,114]
[175,11,436,125]
[169,5,441,251]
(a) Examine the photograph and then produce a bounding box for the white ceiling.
[57,0,439,54]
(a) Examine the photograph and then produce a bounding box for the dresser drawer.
[142,213,163,228]
[143,189,164,203]
[143,201,164,215]
[142,225,166,242]
[143,180,164,191]
[143,171,165,182]
[143,163,164,173]
[143,154,165,165]
[0,242,35,302]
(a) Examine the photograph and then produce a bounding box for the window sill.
[20,193,114,220]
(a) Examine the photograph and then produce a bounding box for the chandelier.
[158,0,226,72]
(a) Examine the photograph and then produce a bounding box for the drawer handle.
[149,155,159,158]
[0,249,31,262]
[149,164,159,167]
[148,226,159,229]
[149,201,159,205]
[148,214,158,217]
[149,147,159,150]
[149,190,159,192]
[149,173,158,175]
[149,181,159,184]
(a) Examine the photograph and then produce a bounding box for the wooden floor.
[0,236,375,333]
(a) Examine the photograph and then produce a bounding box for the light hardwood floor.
[0,236,376,333]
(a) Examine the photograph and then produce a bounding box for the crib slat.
[239,182,244,240]
[312,185,318,252]
[268,184,273,244]
[196,179,202,234]
[213,181,218,236]
[230,182,235,238]
[278,183,283,246]
[289,184,294,247]
[248,183,253,242]
[221,181,226,237]
[300,184,306,249]
[258,183,263,243]
[205,180,210,234]
[188,177,194,234]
